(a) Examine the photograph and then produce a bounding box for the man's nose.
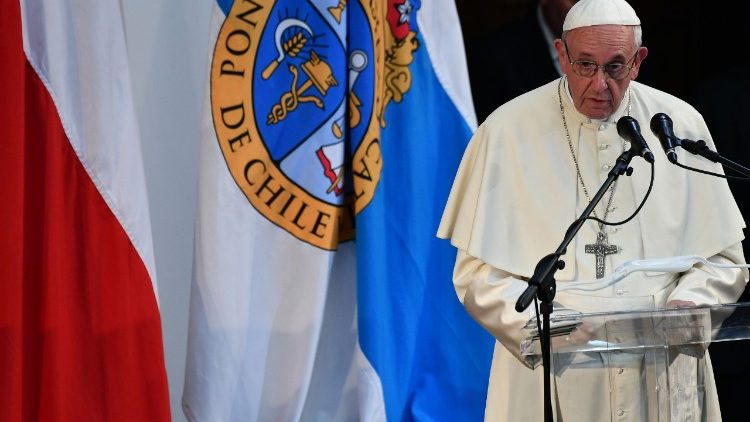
[591,67,609,91]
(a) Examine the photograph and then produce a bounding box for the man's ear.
[630,46,648,80]
[554,39,568,73]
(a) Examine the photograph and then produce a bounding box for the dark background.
[455,1,750,420]
[457,1,749,121]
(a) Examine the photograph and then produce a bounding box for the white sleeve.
[454,249,538,367]
[667,241,749,305]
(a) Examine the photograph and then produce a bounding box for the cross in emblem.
[585,231,619,279]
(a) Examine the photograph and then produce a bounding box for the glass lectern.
[521,303,750,421]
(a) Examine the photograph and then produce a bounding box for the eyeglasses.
[564,40,638,80]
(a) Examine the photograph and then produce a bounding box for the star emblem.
[396,0,412,25]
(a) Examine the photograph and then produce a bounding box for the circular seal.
[211,0,416,250]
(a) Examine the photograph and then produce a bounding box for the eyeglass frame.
[563,39,640,80]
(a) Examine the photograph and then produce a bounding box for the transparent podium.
[521,303,750,421]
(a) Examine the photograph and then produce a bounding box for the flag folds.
[355,1,494,420]
[0,0,170,421]
[183,0,491,420]
[183,1,361,419]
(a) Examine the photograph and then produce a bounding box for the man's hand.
[665,299,706,358]
[551,322,594,350]
[666,300,697,308]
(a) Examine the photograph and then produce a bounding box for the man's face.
[554,25,647,120]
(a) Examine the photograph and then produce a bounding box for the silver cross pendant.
[585,231,619,279]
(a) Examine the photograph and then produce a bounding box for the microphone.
[650,113,679,163]
[648,113,750,178]
[616,116,655,163]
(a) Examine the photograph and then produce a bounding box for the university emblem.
[211,0,420,250]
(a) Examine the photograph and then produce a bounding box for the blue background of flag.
[355,30,493,421]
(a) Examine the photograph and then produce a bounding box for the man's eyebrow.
[607,54,630,63]
[574,51,630,63]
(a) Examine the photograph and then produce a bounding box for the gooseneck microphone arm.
[515,115,653,422]
[650,113,750,178]
[678,139,750,178]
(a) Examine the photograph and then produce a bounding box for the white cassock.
[438,77,748,421]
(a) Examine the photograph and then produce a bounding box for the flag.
[183,0,492,420]
[0,1,171,421]
[354,0,494,420]
[183,0,360,420]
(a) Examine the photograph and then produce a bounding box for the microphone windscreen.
[616,116,641,142]
[649,113,680,163]
[617,116,655,163]
[650,113,674,138]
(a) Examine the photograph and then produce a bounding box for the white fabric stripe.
[20,0,158,296]
[417,0,478,131]
[182,3,363,420]
[182,84,359,421]
[357,344,387,422]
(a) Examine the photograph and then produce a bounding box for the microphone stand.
[680,139,750,178]
[515,147,643,422]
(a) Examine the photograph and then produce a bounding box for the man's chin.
[581,104,612,120]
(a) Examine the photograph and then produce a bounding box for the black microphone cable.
[673,161,750,181]
[566,160,655,234]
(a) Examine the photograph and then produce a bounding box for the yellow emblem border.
[211,0,356,250]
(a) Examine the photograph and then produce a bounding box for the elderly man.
[438,0,747,420]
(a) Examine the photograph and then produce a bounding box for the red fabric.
[0,2,171,421]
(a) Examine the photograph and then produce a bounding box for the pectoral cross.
[585,231,619,279]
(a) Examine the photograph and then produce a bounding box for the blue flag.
[355,1,494,420]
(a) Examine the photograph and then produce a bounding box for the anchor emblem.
[332,50,368,138]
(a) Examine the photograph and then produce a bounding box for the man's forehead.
[566,25,635,56]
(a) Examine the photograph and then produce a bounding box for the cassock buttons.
[599,143,609,150]
[617,409,625,417]
[602,164,612,171]
[617,368,624,374]
[599,124,607,131]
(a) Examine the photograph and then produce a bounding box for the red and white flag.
[0,1,170,420]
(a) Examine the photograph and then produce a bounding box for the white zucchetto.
[563,0,640,31]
